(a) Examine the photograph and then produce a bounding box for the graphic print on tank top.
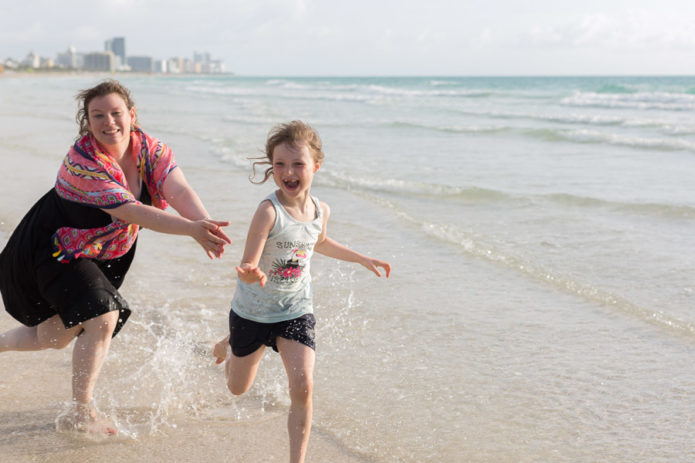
[268,247,309,284]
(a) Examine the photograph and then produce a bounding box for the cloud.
[522,9,695,51]
[470,27,493,50]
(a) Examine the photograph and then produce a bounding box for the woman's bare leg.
[0,315,80,352]
[1,311,120,434]
[1,311,118,434]
[69,311,118,434]
[0,311,117,407]
[277,337,315,463]
[72,311,118,405]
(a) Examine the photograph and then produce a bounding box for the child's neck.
[276,189,315,222]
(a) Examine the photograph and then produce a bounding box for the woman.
[0,79,231,434]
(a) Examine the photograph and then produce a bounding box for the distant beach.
[0,69,234,79]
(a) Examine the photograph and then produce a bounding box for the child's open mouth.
[284,179,299,190]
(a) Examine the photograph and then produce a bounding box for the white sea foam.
[315,170,511,201]
[185,85,257,97]
[315,169,695,220]
[562,91,695,111]
[453,108,695,136]
[381,118,695,153]
[428,80,461,86]
[560,128,695,152]
[366,193,695,339]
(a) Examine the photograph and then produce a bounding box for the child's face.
[272,142,321,199]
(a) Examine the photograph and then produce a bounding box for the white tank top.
[231,191,323,323]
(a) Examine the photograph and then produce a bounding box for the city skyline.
[1,0,695,76]
[2,36,225,74]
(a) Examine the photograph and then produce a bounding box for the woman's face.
[86,93,135,153]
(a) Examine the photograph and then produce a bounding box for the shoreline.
[0,70,235,79]
[3,70,695,79]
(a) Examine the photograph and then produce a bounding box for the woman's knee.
[40,333,74,350]
[36,316,78,350]
[81,310,119,339]
[49,335,75,350]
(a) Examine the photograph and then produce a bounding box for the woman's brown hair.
[75,79,138,137]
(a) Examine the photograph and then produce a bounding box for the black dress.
[0,187,151,336]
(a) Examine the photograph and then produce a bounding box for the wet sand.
[0,327,367,463]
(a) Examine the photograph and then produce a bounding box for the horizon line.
[3,69,695,79]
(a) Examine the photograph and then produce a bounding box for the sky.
[1,0,695,76]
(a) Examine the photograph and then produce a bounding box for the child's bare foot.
[213,335,230,364]
[56,402,117,436]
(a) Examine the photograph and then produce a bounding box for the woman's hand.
[191,218,232,259]
[236,263,267,287]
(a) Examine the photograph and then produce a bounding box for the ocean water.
[0,74,694,462]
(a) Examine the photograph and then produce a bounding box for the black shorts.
[38,257,131,336]
[2,247,133,337]
[228,309,316,357]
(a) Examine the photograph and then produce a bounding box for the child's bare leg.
[277,337,315,463]
[213,335,230,364]
[70,311,118,434]
[0,315,79,352]
[223,345,265,395]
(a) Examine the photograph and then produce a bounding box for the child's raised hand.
[362,258,391,278]
[236,263,268,287]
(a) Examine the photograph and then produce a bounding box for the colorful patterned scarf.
[52,128,177,262]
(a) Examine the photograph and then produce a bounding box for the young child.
[213,121,390,463]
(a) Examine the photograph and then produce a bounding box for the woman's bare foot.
[56,402,117,436]
[213,335,230,364]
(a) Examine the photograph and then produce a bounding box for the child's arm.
[314,202,391,278]
[236,200,276,287]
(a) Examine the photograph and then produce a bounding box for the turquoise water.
[1,74,694,462]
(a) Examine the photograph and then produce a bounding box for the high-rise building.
[154,59,168,73]
[167,56,193,73]
[22,51,40,68]
[194,51,211,66]
[84,51,115,72]
[105,37,126,69]
[127,56,153,73]
[56,46,82,69]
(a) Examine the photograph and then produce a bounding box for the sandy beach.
[2,73,695,463]
[0,351,362,463]
[0,363,365,463]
